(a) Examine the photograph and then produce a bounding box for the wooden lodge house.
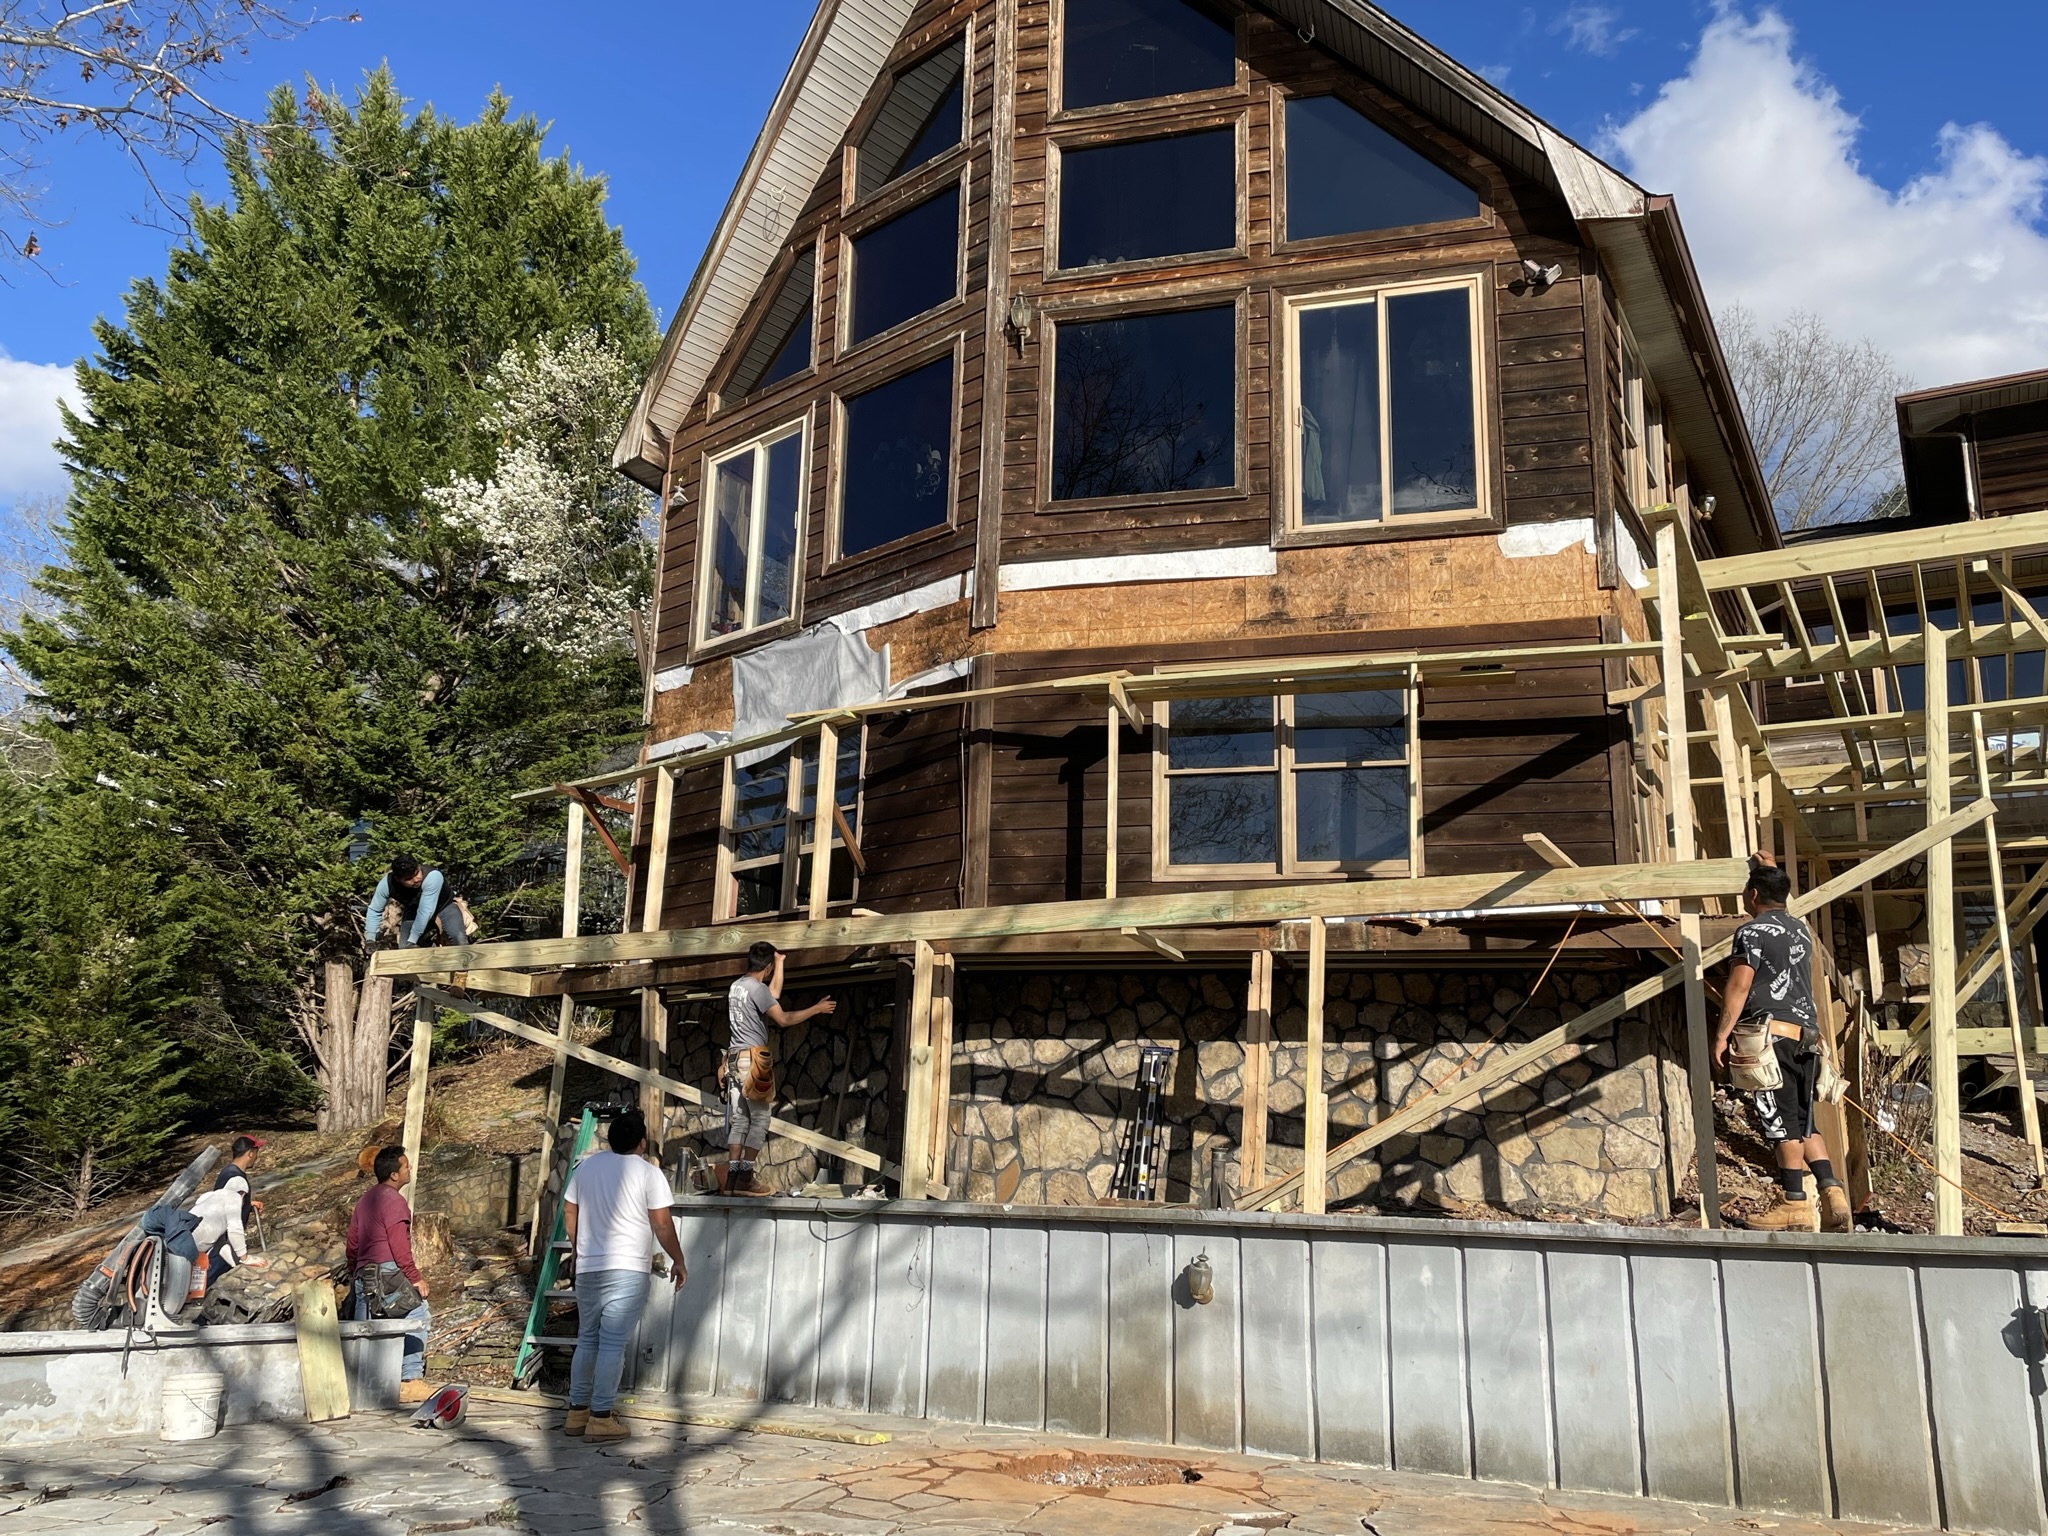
[382,1,2048,1236]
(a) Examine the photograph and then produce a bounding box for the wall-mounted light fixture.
[1184,1252,1214,1305]
[1520,258,1563,291]
[1008,293,1035,349]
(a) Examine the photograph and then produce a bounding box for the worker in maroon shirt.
[346,1146,434,1404]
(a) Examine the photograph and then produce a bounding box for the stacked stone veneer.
[947,965,1683,1220]
[662,980,900,1192]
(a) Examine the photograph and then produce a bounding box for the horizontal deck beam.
[371,858,1754,979]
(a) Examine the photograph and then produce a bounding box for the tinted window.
[1285,95,1478,241]
[1059,129,1235,268]
[848,185,960,345]
[729,249,814,397]
[857,41,965,199]
[1062,0,1235,110]
[1386,288,1477,513]
[1052,305,1234,500]
[840,356,953,557]
[1298,300,1381,524]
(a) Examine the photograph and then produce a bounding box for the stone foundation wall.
[661,980,899,1192]
[948,965,1680,1220]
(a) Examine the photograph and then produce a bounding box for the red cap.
[233,1134,266,1149]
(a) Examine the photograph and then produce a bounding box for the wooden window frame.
[712,731,867,922]
[690,414,814,663]
[1269,85,1493,256]
[709,238,821,419]
[1044,108,1249,282]
[1272,269,1501,548]
[1047,0,1248,122]
[843,23,975,216]
[1035,287,1248,514]
[826,332,968,572]
[1148,668,1423,882]
[1619,321,1668,514]
[835,162,974,362]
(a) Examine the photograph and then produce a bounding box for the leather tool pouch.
[1726,1020,1784,1091]
[355,1261,422,1320]
[742,1046,774,1103]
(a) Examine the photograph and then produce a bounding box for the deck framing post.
[400,991,434,1208]
[639,986,669,1150]
[808,723,838,921]
[530,801,586,1246]
[1926,624,1963,1235]
[1104,705,1119,900]
[1657,518,1722,1228]
[928,952,957,1195]
[1302,919,1328,1215]
[1240,949,1272,1198]
[1972,715,2044,1176]
[896,940,938,1199]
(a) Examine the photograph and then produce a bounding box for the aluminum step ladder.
[512,1106,597,1388]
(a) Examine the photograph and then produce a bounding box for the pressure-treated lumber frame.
[371,859,1751,978]
[1233,800,1996,1212]
[416,986,928,1188]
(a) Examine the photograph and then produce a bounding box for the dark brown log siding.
[650,0,1608,669]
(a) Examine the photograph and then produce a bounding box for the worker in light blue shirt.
[364,854,470,949]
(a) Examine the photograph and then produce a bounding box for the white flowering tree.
[431,330,655,669]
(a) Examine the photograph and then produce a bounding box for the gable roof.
[616,0,1779,554]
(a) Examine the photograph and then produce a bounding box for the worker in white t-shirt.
[560,1108,685,1443]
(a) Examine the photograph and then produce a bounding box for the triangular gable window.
[856,39,965,201]
[1284,95,1479,242]
[1062,0,1235,110]
[728,248,814,399]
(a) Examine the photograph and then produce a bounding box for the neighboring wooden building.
[582,0,1792,1218]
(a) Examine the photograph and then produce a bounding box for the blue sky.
[4,1,2048,512]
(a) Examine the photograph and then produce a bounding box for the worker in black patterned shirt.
[1713,854,1851,1233]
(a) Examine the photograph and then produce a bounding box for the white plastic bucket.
[160,1371,225,1441]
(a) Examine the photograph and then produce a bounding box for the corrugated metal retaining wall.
[614,1200,2048,1536]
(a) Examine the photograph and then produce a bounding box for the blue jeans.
[351,1280,431,1382]
[568,1269,650,1414]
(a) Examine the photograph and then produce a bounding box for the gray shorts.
[724,1052,771,1151]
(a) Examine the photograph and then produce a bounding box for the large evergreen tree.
[4,73,657,1177]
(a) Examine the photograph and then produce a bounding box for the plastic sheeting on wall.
[730,626,890,768]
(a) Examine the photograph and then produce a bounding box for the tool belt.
[726,1046,774,1104]
[354,1261,422,1321]
[1726,1018,1800,1091]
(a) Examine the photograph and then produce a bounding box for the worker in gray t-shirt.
[721,941,837,1194]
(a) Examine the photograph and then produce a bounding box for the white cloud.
[1604,9,2048,387]
[0,350,80,506]
[1555,6,1636,58]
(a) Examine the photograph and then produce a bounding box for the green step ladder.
[512,1106,597,1389]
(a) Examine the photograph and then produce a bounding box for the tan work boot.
[1747,1175,1822,1232]
[398,1380,434,1406]
[584,1412,629,1442]
[563,1407,590,1437]
[1819,1182,1853,1233]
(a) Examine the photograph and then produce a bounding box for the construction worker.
[561,1108,686,1443]
[199,1135,265,1292]
[720,942,836,1194]
[1714,854,1852,1233]
[365,854,469,949]
[346,1146,435,1404]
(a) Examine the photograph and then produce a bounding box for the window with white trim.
[1156,679,1418,876]
[1286,277,1486,529]
[720,734,863,918]
[701,422,805,645]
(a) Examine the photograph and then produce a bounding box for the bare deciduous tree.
[1721,304,1913,532]
[0,0,341,261]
